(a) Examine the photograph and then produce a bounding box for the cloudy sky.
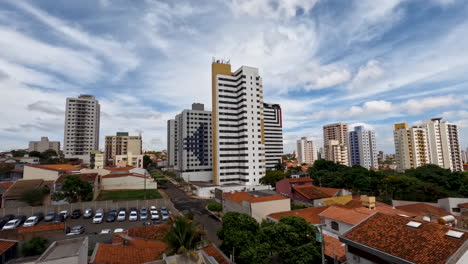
[0,0,467,154]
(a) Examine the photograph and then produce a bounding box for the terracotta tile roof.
[458,203,468,209]
[319,206,371,225]
[18,223,64,233]
[0,181,14,191]
[103,166,135,172]
[27,164,79,172]
[0,239,17,254]
[323,234,346,262]
[285,177,313,183]
[92,241,167,264]
[268,206,329,224]
[56,173,98,183]
[3,179,45,198]
[224,192,288,205]
[292,185,341,200]
[342,213,468,264]
[112,225,170,244]
[102,173,148,179]
[395,203,452,219]
[202,244,230,264]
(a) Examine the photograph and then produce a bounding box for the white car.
[117,211,126,222]
[114,228,125,233]
[161,211,169,221]
[2,219,21,230]
[129,211,138,221]
[150,206,159,220]
[59,210,68,219]
[100,229,112,234]
[93,213,104,224]
[23,216,39,227]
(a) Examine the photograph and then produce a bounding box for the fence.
[0,199,180,218]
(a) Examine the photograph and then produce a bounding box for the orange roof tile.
[268,206,329,224]
[342,213,468,264]
[293,185,341,200]
[18,223,64,233]
[0,182,14,191]
[101,173,148,179]
[103,166,136,172]
[319,206,370,225]
[92,241,167,264]
[395,203,452,218]
[285,177,313,183]
[112,225,170,244]
[323,234,346,262]
[0,239,17,254]
[202,244,230,264]
[459,203,468,209]
[224,192,288,205]
[27,164,79,172]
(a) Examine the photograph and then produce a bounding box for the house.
[36,237,88,264]
[23,164,81,181]
[0,239,18,264]
[396,202,453,222]
[223,190,290,222]
[2,179,53,208]
[290,184,351,206]
[340,213,468,264]
[393,197,468,217]
[100,173,156,191]
[276,177,313,195]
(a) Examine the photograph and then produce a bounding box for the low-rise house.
[290,184,351,206]
[2,179,53,208]
[223,190,290,222]
[340,212,468,264]
[100,173,156,191]
[100,166,150,177]
[23,164,81,181]
[18,156,40,165]
[0,239,18,264]
[36,237,88,264]
[276,177,313,195]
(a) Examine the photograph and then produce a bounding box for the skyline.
[1,0,468,154]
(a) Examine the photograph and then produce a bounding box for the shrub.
[207,202,222,212]
[22,237,48,256]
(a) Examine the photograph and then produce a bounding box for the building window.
[331,221,339,231]
[452,208,461,213]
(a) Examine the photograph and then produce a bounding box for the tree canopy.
[54,175,93,202]
[259,170,288,187]
[165,216,203,254]
[22,237,48,257]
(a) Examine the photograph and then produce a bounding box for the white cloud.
[348,60,385,91]
[227,0,319,19]
[401,95,463,115]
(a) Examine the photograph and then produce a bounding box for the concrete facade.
[101,174,156,190]
[115,152,144,168]
[323,123,349,166]
[348,126,378,169]
[104,132,142,166]
[167,119,176,167]
[28,137,60,153]
[296,137,317,165]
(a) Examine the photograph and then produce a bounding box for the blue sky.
[0,0,467,154]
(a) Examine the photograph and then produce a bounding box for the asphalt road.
[163,181,222,245]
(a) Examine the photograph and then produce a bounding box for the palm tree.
[165,216,204,254]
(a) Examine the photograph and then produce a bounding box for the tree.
[207,202,222,212]
[11,149,27,157]
[260,170,288,187]
[55,175,93,202]
[143,155,152,169]
[165,216,203,254]
[22,237,48,256]
[28,151,41,158]
[41,149,58,159]
[274,161,285,172]
[20,187,49,206]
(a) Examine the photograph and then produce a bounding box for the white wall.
[250,199,290,222]
[180,171,212,182]
[101,176,157,190]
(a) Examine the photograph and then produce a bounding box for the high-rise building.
[29,137,60,153]
[323,122,348,165]
[63,94,100,163]
[263,103,283,170]
[393,123,430,172]
[348,126,378,169]
[104,132,142,166]
[212,60,265,185]
[173,103,212,182]
[296,137,316,164]
[167,119,176,167]
[462,148,468,164]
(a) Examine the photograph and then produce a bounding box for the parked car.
[0,215,15,229]
[150,211,159,220]
[83,208,93,219]
[114,228,125,233]
[106,209,117,222]
[59,210,68,219]
[71,209,82,219]
[140,208,148,221]
[23,216,39,227]
[161,210,169,221]
[153,218,162,225]
[53,214,65,223]
[34,212,44,221]
[93,212,104,224]
[100,229,111,234]
[117,210,126,222]
[129,210,138,221]
[44,211,56,222]
[2,219,22,230]
[67,225,85,235]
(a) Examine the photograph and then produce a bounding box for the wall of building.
[323,218,354,236]
[28,137,60,153]
[250,198,290,222]
[179,171,212,182]
[101,176,156,190]
[264,103,284,169]
[23,167,59,181]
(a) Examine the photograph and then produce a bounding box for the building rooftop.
[201,244,230,264]
[323,234,346,263]
[103,166,136,172]
[0,239,17,255]
[27,164,80,172]
[319,205,418,225]
[3,179,51,199]
[459,203,468,209]
[0,181,14,192]
[341,213,468,264]
[37,237,87,262]
[292,185,342,200]
[396,203,452,219]
[112,225,170,243]
[224,191,288,205]
[268,206,329,224]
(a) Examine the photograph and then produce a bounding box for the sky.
[0,0,467,154]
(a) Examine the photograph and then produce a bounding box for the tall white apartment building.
[296,137,316,164]
[423,118,462,171]
[393,123,430,172]
[325,140,349,166]
[172,103,212,182]
[167,120,176,167]
[263,103,284,170]
[63,95,100,163]
[212,60,265,185]
[348,126,378,169]
[323,122,348,166]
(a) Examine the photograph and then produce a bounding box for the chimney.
[361,195,376,210]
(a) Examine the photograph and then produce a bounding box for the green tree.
[0,164,14,174]
[28,151,42,158]
[274,161,284,171]
[143,155,152,169]
[260,170,288,187]
[11,149,28,157]
[41,149,58,159]
[20,187,49,206]
[55,175,93,202]
[165,216,203,254]
[207,202,222,212]
[89,153,96,169]
[22,237,48,256]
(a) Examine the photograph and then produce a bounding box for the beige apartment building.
[28,137,60,153]
[296,137,317,164]
[104,132,142,166]
[393,123,430,172]
[115,152,144,168]
[323,123,348,165]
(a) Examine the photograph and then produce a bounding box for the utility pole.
[317,224,326,264]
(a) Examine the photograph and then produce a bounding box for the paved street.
[162,181,222,245]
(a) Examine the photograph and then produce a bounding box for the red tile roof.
[224,192,288,205]
[92,241,167,264]
[285,177,313,183]
[268,206,329,224]
[319,205,418,225]
[395,203,452,219]
[201,244,230,264]
[18,223,64,233]
[293,185,341,200]
[27,164,79,172]
[323,234,346,262]
[0,182,14,191]
[112,225,169,243]
[342,213,468,264]
[101,173,148,179]
[103,166,136,172]
[459,203,468,209]
[56,173,97,183]
[0,239,17,255]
